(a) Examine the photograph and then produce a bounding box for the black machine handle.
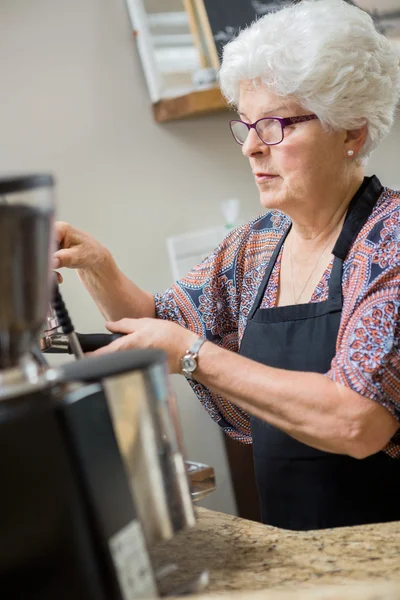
[37,283,128,361]
[75,332,124,353]
[52,283,125,354]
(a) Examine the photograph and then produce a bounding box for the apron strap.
[328,175,383,305]
[332,175,383,260]
[248,225,291,319]
[327,256,343,309]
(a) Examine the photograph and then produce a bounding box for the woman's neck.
[287,172,365,244]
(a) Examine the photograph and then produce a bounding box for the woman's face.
[237,82,352,213]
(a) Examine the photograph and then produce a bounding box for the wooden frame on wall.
[125,0,221,104]
[192,0,221,71]
[125,0,163,102]
[123,0,228,122]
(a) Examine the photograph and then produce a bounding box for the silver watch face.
[182,355,196,373]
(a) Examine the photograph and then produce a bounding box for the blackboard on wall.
[195,0,293,68]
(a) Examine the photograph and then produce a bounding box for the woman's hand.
[93,318,199,374]
[53,221,112,273]
[52,222,155,322]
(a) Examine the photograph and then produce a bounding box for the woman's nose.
[241,127,269,158]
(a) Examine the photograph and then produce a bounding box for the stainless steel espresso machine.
[0,175,215,600]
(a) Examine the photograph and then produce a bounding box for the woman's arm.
[77,257,155,322]
[53,221,155,321]
[99,313,398,459]
[193,340,399,459]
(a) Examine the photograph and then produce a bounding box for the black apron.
[239,176,400,530]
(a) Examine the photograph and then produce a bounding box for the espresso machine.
[0,175,215,600]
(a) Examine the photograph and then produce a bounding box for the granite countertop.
[151,507,400,600]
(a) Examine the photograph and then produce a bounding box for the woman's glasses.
[229,114,319,146]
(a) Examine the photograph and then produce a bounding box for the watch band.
[181,337,207,379]
[189,337,206,356]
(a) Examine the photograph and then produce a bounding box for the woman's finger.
[54,221,69,244]
[52,270,63,284]
[53,246,82,269]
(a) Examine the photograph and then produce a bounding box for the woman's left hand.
[92,318,199,374]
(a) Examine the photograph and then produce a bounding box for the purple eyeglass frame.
[229,114,319,146]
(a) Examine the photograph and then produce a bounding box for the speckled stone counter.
[186,581,400,600]
[151,507,400,599]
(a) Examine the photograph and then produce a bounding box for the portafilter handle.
[41,332,124,354]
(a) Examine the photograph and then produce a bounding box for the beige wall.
[0,0,399,515]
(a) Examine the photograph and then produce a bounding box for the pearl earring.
[347,150,354,157]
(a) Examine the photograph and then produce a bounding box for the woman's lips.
[254,173,279,183]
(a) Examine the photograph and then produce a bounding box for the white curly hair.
[218,0,400,158]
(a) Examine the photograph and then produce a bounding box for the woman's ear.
[344,123,368,157]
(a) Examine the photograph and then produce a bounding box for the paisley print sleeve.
[154,220,260,442]
[154,223,249,340]
[328,190,400,457]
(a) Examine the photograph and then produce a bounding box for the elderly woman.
[54,0,400,530]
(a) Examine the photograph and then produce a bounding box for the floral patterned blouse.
[155,187,400,458]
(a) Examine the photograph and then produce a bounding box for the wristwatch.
[181,337,207,380]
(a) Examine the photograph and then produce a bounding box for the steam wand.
[52,283,84,360]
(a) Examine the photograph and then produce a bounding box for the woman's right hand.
[53,221,112,273]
